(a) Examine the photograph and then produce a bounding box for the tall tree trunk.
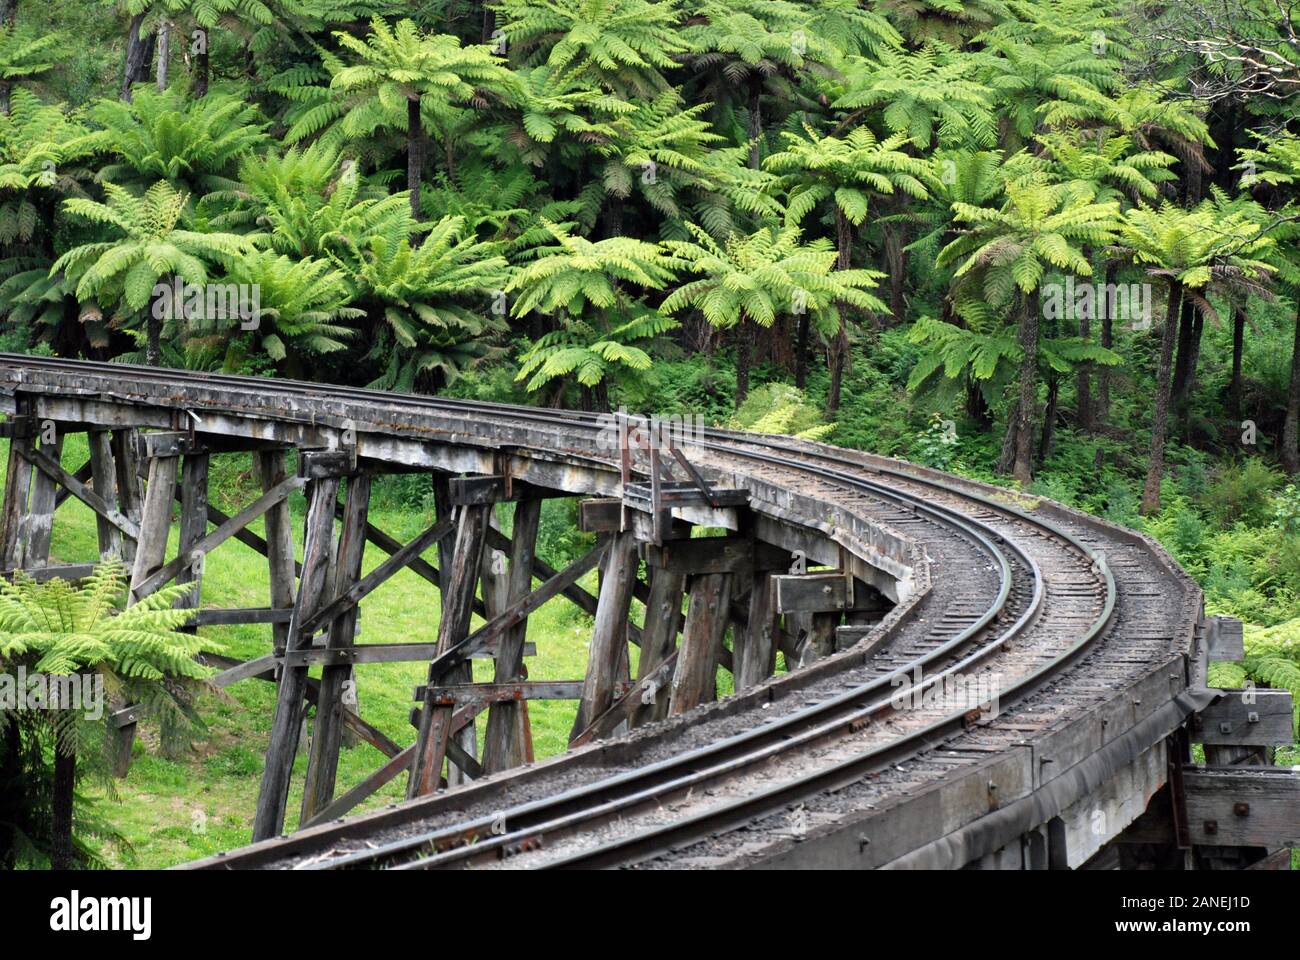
[734,321,752,406]
[1142,280,1183,514]
[1282,299,1300,474]
[146,277,167,366]
[998,396,1019,475]
[121,14,153,102]
[1229,304,1246,422]
[50,725,75,870]
[193,26,209,97]
[793,310,810,389]
[1038,372,1059,465]
[1076,263,1094,432]
[1012,288,1040,486]
[966,378,991,429]
[826,208,854,416]
[156,18,170,91]
[1097,262,1115,424]
[407,98,424,223]
[882,222,908,324]
[0,0,13,114]
[0,713,20,869]
[746,76,762,170]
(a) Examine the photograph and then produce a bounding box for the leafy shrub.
[1199,459,1283,528]
[730,383,834,440]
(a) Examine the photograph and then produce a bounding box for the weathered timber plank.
[669,572,732,716]
[253,476,339,842]
[483,498,542,774]
[302,473,372,823]
[87,431,124,559]
[21,432,62,566]
[1183,766,1300,848]
[26,444,139,542]
[631,566,684,726]
[570,531,637,740]
[1190,689,1294,747]
[257,450,298,656]
[409,502,490,798]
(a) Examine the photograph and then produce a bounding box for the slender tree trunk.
[826,208,854,416]
[407,98,424,223]
[1282,299,1300,474]
[156,18,170,91]
[1012,288,1040,486]
[146,277,168,366]
[50,725,75,870]
[1229,304,1246,421]
[1142,280,1183,514]
[1038,372,1059,466]
[0,0,12,113]
[998,396,1019,475]
[1076,261,1094,432]
[734,321,751,406]
[747,76,762,170]
[121,14,153,102]
[1172,295,1194,400]
[0,713,20,869]
[193,27,209,97]
[882,222,908,324]
[794,310,810,388]
[1097,262,1115,424]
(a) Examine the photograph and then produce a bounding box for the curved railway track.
[0,355,1203,870]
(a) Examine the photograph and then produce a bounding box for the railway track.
[0,355,1202,870]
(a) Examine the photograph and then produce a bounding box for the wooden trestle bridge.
[1,355,1295,870]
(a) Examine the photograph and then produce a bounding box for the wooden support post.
[301,473,371,823]
[176,452,210,615]
[802,612,840,667]
[22,430,63,567]
[631,566,684,726]
[253,475,339,841]
[736,571,779,691]
[409,501,490,798]
[87,431,123,560]
[0,398,33,569]
[571,531,637,740]
[482,498,541,774]
[257,450,297,656]
[107,452,179,776]
[109,429,142,564]
[669,572,732,716]
[432,474,478,787]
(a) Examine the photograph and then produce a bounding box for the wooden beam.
[640,536,787,576]
[176,452,210,613]
[483,498,542,775]
[302,473,372,823]
[668,572,731,716]
[87,431,124,560]
[1190,689,1294,747]
[109,429,142,564]
[1184,766,1300,848]
[0,398,34,569]
[253,475,339,842]
[409,502,491,798]
[1207,616,1245,661]
[631,566,684,726]
[579,497,622,533]
[570,532,638,740]
[427,680,632,706]
[257,450,299,657]
[574,651,679,747]
[20,432,62,566]
[447,475,562,505]
[736,570,779,692]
